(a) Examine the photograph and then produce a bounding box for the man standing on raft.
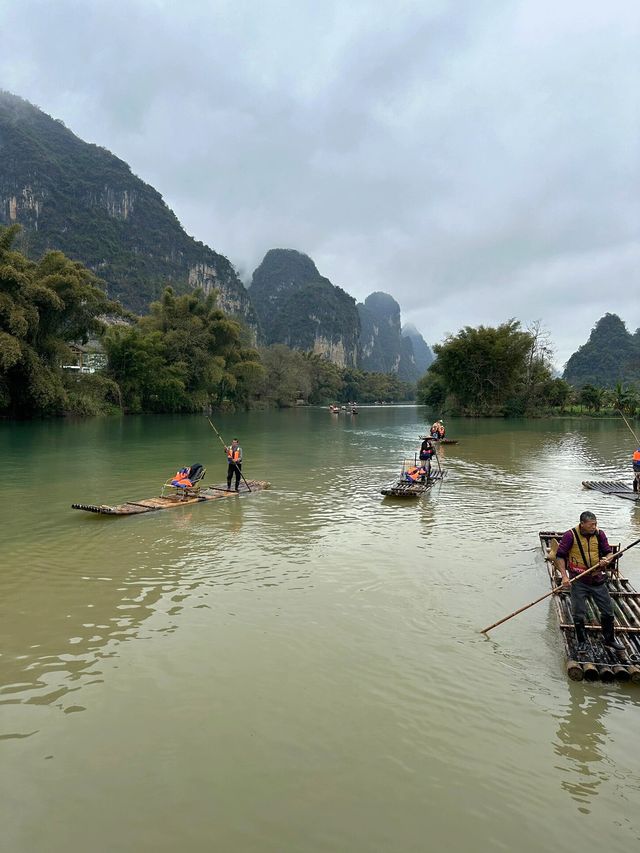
[555,511,624,655]
[225,438,243,491]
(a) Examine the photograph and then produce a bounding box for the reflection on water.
[555,686,611,813]
[2,409,640,852]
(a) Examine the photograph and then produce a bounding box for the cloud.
[1,0,638,365]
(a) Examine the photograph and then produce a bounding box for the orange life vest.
[227,447,241,462]
[405,466,427,482]
[172,470,193,488]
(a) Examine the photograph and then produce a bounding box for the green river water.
[1,407,640,852]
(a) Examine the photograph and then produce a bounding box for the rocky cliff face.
[249,249,360,367]
[357,292,421,380]
[0,91,256,326]
[402,323,434,376]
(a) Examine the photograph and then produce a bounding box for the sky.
[1,0,638,368]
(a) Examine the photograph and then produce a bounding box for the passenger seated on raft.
[405,464,428,484]
[171,467,194,489]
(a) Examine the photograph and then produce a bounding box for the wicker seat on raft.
[161,463,207,498]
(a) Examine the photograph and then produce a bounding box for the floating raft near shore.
[381,470,445,497]
[539,531,640,683]
[72,481,270,516]
[582,480,640,502]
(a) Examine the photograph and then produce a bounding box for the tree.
[542,378,573,411]
[0,224,117,416]
[606,381,638,415]
[579,384,605,413]
[105,287,264,412]
[416,372,447,409]
[257,345,312,407]
[417,320,551,416]
[302,352,344,404]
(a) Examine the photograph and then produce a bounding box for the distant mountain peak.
[563,312,637,388]
[249,248,359,366]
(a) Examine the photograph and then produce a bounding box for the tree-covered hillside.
[0,91,255,324]
[563,313,639,388]
[249,249,360,366]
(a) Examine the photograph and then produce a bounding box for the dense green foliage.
[563,314,640,388]
[0,224,118,416]
[105,288,264,413]
[0,91,255,322]
[417,320,557,416]
[0,228,415,418]
[257,345,414,407]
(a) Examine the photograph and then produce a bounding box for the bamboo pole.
[481,537,640,634]
[618,409,640,444]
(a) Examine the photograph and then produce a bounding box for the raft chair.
[161,463,207,498]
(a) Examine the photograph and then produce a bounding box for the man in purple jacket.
[555,511,624,654]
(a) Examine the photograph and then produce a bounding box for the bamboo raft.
[419,436,458,445]
[539,531,640,683]
[381,469,445,497]
[582,481,640,502]
[72,481,270,516]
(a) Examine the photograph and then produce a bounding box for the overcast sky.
[1,0,638,367]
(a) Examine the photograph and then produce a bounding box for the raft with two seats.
[539,531,640,683]
[72,480,270,516]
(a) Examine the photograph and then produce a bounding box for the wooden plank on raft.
[72,481,270,516]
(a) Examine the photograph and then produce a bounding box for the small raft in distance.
[582,480,640,503]
[72,480,270,516]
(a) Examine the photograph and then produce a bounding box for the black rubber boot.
[601,615,625,651]
[574,621,589,656]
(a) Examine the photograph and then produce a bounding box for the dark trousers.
[570,580,614,623]
[227,462,241,489]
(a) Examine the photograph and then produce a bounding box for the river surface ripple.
[1,409,640,852]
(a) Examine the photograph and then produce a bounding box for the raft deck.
[539,531,640,683]
[381,469,445,497]
[72,481,270,516]
[582,480,640,502]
